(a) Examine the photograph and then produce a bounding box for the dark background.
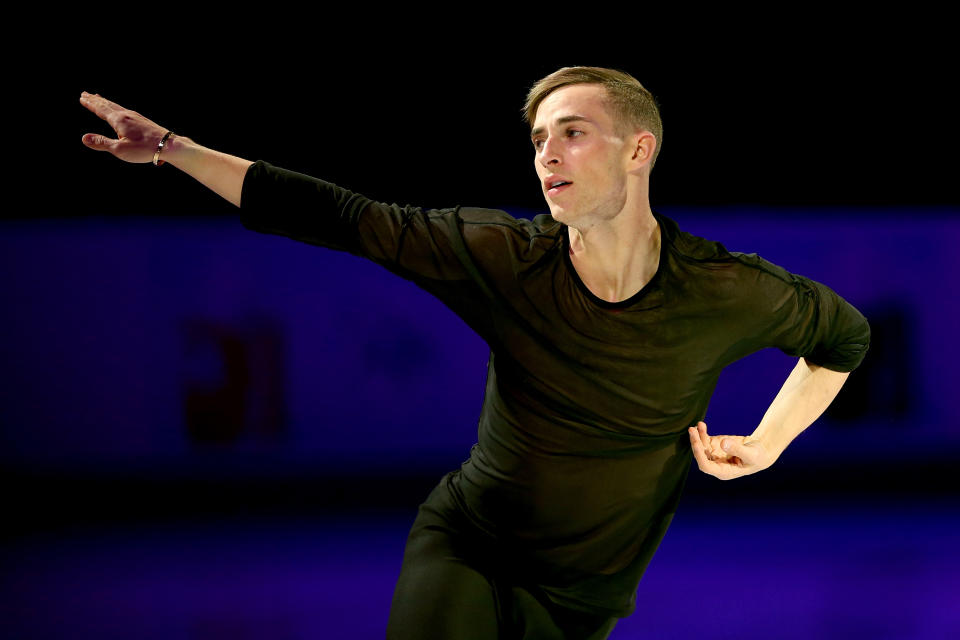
[3,22,958,639]
[26,22,960,217]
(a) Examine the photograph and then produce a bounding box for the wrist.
[151,131,174,165]
[748,428,787,463]
[158,133,197,167]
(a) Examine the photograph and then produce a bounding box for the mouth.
[545,178,573,196]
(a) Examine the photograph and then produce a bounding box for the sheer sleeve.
[239,160,471,282]
[731,252,871,372]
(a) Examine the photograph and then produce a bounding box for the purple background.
[2,211,958,471]
[3,211,957,639]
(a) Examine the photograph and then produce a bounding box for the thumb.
[81,133,117,153]
[721,438,755,460]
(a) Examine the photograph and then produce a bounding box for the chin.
[547,206,572,224]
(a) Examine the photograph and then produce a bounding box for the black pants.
[386,474,619,640]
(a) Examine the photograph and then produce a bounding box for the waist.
[452,442,689,575]
[424,467,683,618]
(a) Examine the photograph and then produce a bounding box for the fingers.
[689,430,729,480]
[79,92,167,163]
[688,422,754,480]
[80,92,133,137]
[688,426,717,472]
[696,421,725,461]
[688,427,705,464]
[692,422,714,460]
[695,421,714,454]
[696,420,708,444]
[79,91,120,122]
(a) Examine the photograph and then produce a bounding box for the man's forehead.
[532,84,611,130]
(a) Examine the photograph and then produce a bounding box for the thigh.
[386,476,618,640]
[386,508,501,640]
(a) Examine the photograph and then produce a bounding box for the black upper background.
[28,22,958,219]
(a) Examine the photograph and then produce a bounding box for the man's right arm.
[80,92,252,207]
[79,92,507,297]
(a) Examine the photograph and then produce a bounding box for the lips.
[544,176,573,196]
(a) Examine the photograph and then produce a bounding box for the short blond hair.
[524,66,663,168]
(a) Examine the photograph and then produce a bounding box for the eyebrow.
[530,115,592,139]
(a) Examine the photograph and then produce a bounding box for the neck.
[567,206,661,303]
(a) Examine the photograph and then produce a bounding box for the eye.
[532,138,544,151]
[566,129,584,138]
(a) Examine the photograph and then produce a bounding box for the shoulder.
[458,207,562,237]
[458,207,564,262]
[657,213,807,302]
[658,212,731,263]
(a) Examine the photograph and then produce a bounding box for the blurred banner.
[2,209,956,481]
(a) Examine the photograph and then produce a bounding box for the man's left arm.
[688,357,848,480]
[687,258,869,480]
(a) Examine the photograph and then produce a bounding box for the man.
[80,66,869,639]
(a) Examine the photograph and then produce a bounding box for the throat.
[568,222,661,304]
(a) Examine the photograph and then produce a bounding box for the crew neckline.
[561,213,666,310]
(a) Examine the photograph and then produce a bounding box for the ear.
[628,130,657,171]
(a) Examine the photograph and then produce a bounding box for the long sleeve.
[239,160,473,282]
[730,251,871,372]
[237,160,564,346]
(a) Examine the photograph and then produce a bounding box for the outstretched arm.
[688,357,850,480]
[79,92,253,207]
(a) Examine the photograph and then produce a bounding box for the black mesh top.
[240,160,870,615]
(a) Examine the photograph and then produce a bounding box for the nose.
[538,135,561,167]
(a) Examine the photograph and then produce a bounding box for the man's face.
[531,84,634,228]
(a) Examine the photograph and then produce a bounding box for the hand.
[687,421,774,480]
[79,92,169,163]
